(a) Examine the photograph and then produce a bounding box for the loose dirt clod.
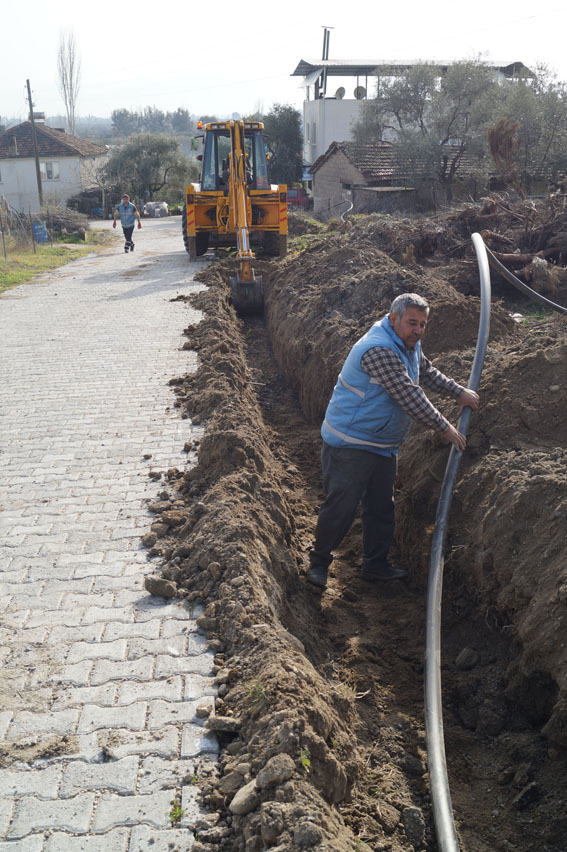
[150,197,567,852]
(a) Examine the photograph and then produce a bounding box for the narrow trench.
[240,312,567,852]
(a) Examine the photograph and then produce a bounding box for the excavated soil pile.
[145,197,567,852]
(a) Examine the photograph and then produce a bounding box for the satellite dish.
[354,86,366,100]
[335,86,345,100]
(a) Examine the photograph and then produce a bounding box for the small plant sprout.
[299,747,311,773]
[247,679,267,705]
[168,798,184,827]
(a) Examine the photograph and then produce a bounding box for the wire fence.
[0,199,89,259]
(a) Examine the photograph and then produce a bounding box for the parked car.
[143,201,169,218]
[287,187,312,210]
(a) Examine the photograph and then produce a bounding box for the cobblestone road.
[0,219,217,850]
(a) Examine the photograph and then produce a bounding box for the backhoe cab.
[182,120,287,313]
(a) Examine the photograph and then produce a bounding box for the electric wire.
[424,232,492,852]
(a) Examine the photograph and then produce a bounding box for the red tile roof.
[0,122,107,159]
[311,140,482,182]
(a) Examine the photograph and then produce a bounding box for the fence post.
[0,209,6,260]
[29,212,37,254]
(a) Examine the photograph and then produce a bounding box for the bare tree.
[57,30,81,136]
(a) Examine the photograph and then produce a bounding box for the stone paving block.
[61,756,139,797]
[181,725,219,759]
[52,683,117,711]
[93,789,174,831]
[180,785,202,825]
[67,638,128,665]
[134,601,186,622]
[160,619,198,639]
[74,562,125,579]
[7,792,95,839]
[112,591,149,609]
[93,575,143,593]
[62,592,115,610]
[0,798,13,837]
[0,763,63,798]
[139,756,196,794]
[82,607,136,626]
[91,656,154,686]
[0,568,28,584]
[11,626,49,645]
[22,593,65,611]
[27,608,84,629]
[51,660,93,687]
[47,623,105,645]
[43,576,94,596]
[184,677,216,702]
[6,707,80,740]
[0,837,44,852]
[129,824,195,851]
[78,701,147,734]
[117,677,183,706]
[97,726,179,761]
[103,620,160,642]
[45,828,130,852]
[156,653,215,679]
[148,700,201,730]
[127,635,186,660]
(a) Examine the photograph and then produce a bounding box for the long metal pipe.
[424,232,492,852]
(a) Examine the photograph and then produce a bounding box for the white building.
[0,121,107,213]
[291,59,533,168]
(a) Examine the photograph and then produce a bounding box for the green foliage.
[353,59,567,201]
[103,134,199,202]
[262,103,303,186]
[111,107,196,137]
[299,747,311,773]
[168,798,184,826]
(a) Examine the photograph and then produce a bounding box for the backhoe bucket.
[229,273,264,314]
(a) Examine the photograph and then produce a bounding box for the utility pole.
[26,79,43,208]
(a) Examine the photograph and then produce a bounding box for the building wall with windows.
[0,155,85,212]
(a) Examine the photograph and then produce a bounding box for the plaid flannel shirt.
[360,346,465,433]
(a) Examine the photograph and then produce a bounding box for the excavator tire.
[263,232,287,258]
[182,208,209,259]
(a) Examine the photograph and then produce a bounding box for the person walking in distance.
[308,292,479,590]
[113,194,141,253]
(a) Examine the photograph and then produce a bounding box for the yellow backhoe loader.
[182,119,288,312]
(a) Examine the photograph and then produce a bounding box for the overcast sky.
[2,0,566,123]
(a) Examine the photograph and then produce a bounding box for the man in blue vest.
[308,292,479,589]
[113,194,141,253]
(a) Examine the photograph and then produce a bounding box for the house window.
[40,161,60,180]
[311,123,317,143]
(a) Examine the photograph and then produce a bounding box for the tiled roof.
[0,122,107,159]
[311,141,482,182]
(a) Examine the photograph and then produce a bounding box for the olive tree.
[103,134,198,202]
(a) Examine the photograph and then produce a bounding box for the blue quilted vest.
[321,315,421,455]
[118,202,136,227]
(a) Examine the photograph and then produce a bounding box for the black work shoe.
[130,243,135,251]
[307,564,328,589]
[360,563,408,582]
[124,247,129,253]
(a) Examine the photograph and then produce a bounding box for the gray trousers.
[310,442,397,572]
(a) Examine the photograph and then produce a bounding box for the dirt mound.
[148,197,567,852]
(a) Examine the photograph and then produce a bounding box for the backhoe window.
[249,131,270,189]
[201,131,232,191]
[200,127,270,191]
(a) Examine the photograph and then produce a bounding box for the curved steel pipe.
[424,232,492,852]
[485,244,567,314]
